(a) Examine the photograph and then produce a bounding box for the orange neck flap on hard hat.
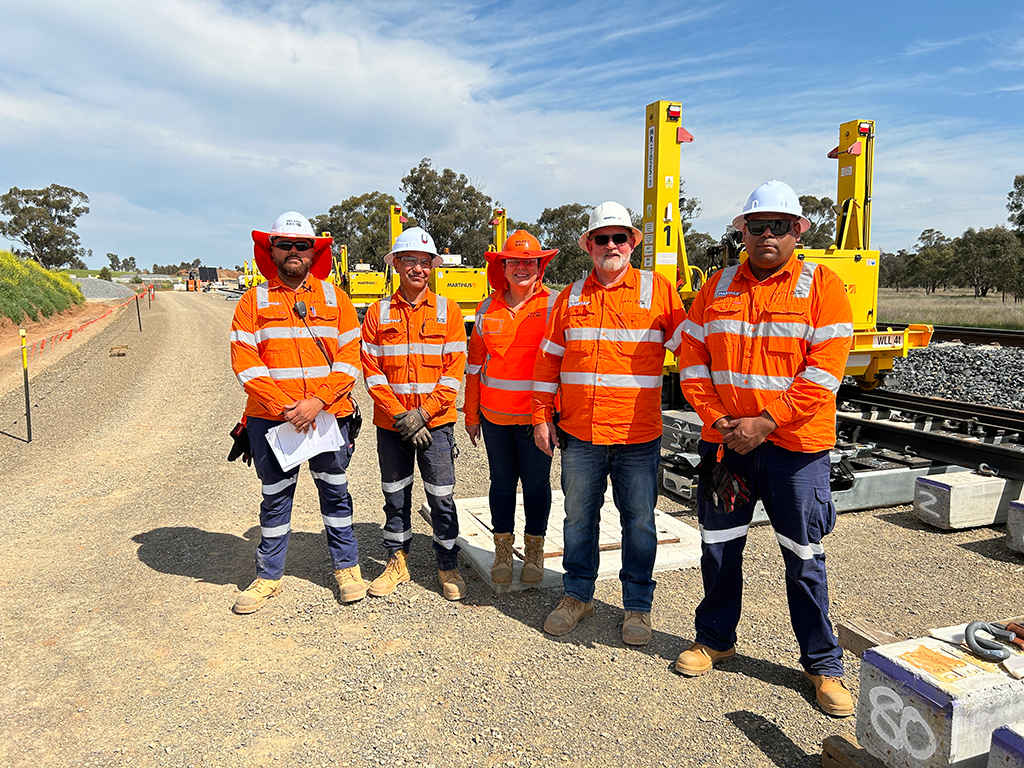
[251,231,334,281]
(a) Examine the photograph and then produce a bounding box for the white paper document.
[266,411,342,472]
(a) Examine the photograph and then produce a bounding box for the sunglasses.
[505,258,539,268]
[745,219,793,236]
[591,233,631,246]
[272,240,313,252]
[398,255,433,268]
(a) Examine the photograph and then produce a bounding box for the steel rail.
[837,385,1024,433]
[880,323,1024,347]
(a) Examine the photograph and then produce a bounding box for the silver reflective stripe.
[436,296,448,324]
[810,323,854,344]
[383,528,413,543]
[311,471,347,486]
[269,365,331,380]
[382,475,414,493]
[322,514,353,528]
[560,371,662,388]
[238,365,271,385]
[776,532,824,560]
[438,376,460,390]
[540,338,565,357]
[682,319,705,343]
[424,481,455,497]
[545,289,559,320]
[443,340,467,354]
[704,319,813,341]
[365,374,389,388]
[700,523,749,544]
[322,281,337,307]
[564,327,664,343]
[372,342,445,357]
[332,362,360,377]
[480,373,533,391]
[713,265,740,295]
[230,330,257,345]
[679,364,712,381]
[665,321,685,351]
[467,363,482,375]
[798,366,842,392]
[711,370,794,391]
[389,382,439,395]
[261,523,291,538]
[567,279,586,306]
[433,534,457,550]
[262,476,298,495]
[533,380,558,393]
[474,296,494,338]
[361,342,383,357]
[256,326,339,342]
[793,261,818,299]
[638,269,653,310]
[379,297,392,323]
[338,328,361,346]
[256,283,270,308]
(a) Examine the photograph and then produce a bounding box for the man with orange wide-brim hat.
[464,230,558,588]
[229,211,365,614]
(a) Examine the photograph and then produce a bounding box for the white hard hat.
[385,226,442,268]
[577,201,643,249]
[268,211,317,240]
[732,180,810,231]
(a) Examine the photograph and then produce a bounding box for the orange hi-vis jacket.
[361,290,466,431]
[464,286,558,426]
[230,276,361,420]
[679,256,854,452]
[532,266,687,445]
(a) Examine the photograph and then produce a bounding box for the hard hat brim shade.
[383,251,444,268]
[732,213,811,231]
[485,248,558,295]
[251,230,334,280]
[577,225,643,251]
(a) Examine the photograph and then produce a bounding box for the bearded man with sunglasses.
[533,201,686,646]
[675,181,855,718]
[229,212,364,614]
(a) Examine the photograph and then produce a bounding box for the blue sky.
[1,0,1021,269]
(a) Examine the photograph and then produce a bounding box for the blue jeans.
[560,433,661,613]
[694,439,843,676]
[480,417,552,536]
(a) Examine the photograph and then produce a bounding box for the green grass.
[0,251,86,324]
[878,288,1024,329]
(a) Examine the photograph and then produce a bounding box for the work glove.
[348,399,362,443]
[227,422,252,466]
[410,426,433,451]
[394,408,428,440]
[698,445,750,514]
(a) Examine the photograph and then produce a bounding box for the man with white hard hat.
[360,227,469,601]
[675,180,855,717]
[229,211,365,614]
[532,202,687,646]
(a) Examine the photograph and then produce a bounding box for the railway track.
[881,323,1024,347]
[837,384,1024,480]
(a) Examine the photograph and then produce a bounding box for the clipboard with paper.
[265,411,342,472]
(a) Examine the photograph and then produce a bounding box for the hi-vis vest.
[679,257,853,452]
[464,287,558,426]
[230,277,361,420]
[532,267,687,445]
[361,290,467,431]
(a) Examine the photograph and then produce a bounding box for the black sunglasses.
[272,240,313,252]
[592,233,630,246]
[745,219,793,236]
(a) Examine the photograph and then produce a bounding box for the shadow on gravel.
[959,536,1024,564]
[724,710,817,767]
[875,509,936,532]
[132,522,387,591]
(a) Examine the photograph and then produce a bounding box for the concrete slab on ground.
[420,491,702,593]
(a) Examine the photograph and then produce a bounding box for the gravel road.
[2,292,1021,768]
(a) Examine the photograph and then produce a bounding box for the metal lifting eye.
[964,621,1014,662]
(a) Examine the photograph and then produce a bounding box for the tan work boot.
[491,533,514,585]
[622,611,652,646]
[438,568,467,600]
[334,565,368,603]
[805,672,855,717]
[521,534,545,585]
[233,577,282,615]
[543,596,594,636]
[368,550,410,597]
[673,642,736,676]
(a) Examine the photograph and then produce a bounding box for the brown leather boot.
[334,565,368,603]
[368,551,410,597]
[521,534,545,584]
[491,533,514,585]
[805,673,855,717]
[233,578,282,615]
[438,568,467,600]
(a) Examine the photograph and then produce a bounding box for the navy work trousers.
[694,439,843,676]
[480,417,552,536]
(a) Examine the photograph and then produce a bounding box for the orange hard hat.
[485,229,558,293]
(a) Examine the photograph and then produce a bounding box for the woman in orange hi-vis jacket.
[464,230,559,587]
